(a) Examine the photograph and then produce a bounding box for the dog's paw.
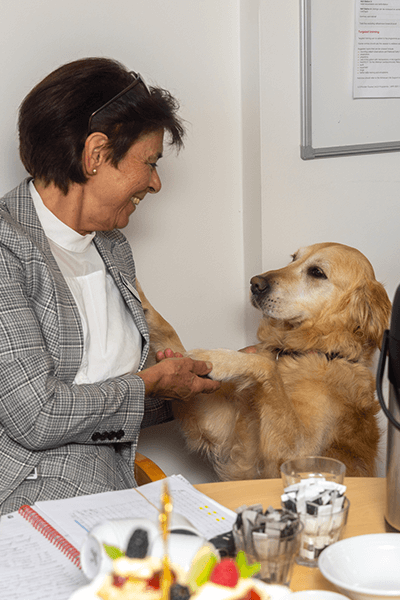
[188,348,248,381]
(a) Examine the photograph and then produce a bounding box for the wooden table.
[195,477,388,592]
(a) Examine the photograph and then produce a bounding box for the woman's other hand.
[156,348,184,361]
[137,354,220,400]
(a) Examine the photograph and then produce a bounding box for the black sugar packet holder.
[209,530,236,558]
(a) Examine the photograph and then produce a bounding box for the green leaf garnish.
[235,551,260,578]
[187,548,218,592]
[103,544,125,560]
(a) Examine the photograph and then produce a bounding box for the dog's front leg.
[188,348,274,386]
[188,348,273,381]
[255,367,334,476]
[136,281,186,367]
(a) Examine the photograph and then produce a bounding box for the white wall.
[259,2,400,303]
[0,0,259,353]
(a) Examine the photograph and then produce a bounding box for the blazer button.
[91,432,100,442]
[115,429,125,440]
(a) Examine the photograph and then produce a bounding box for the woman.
[0,57,220,515]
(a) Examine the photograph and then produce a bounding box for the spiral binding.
[18,504,81,569]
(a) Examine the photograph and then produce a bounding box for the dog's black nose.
[250,275,270,296]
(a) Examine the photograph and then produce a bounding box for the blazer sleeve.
[0,242,171,452]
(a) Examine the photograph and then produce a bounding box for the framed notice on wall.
[300,0,400,159]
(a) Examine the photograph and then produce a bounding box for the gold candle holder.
[159,481,173,599]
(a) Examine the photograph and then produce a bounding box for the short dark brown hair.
[19,57,185,194]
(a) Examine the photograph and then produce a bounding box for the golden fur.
[138,243,391,480]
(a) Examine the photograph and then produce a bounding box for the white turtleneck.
[29,180,142,384]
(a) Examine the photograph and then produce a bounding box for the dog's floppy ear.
[343,279,391,349]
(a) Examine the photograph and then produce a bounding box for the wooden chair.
[134,452,167,485]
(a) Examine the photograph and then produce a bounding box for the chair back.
[134,452,166,485]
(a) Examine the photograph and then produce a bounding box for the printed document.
[354,0,400,97]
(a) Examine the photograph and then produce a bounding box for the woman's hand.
[156,348,184,361]
[137,352,220,400]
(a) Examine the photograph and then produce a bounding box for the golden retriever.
[138,243,391,479]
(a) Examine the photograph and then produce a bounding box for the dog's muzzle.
[250,274,273,310]
[250,275,271,298]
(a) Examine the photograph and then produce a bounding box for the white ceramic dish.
[318,533,400,600]
[69,578,291,599]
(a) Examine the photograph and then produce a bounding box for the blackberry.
[170,583,191,599]
[125,528,149,558]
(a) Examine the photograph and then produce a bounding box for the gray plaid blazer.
[0,179,171,511]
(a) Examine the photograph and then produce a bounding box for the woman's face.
[82,129,164,234]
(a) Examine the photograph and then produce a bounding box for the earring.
[92,168,97,175]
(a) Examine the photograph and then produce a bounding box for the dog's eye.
[307,266,327,279]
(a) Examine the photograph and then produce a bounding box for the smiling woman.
[34,129,164,234]
[0,57,220,515]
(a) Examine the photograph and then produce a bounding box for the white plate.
[318,533,400,600]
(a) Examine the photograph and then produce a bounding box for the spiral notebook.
[18,504,81,568]
[0,508,87,600]
[0,474,236,600]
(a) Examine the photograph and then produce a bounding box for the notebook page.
[0,512,86,600]
[35,475,236,550]
[139,474,236,539]
[35,487,159,551]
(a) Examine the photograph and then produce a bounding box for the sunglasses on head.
[87,71,150,136]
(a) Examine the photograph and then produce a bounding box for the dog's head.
[251,243,391,355]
